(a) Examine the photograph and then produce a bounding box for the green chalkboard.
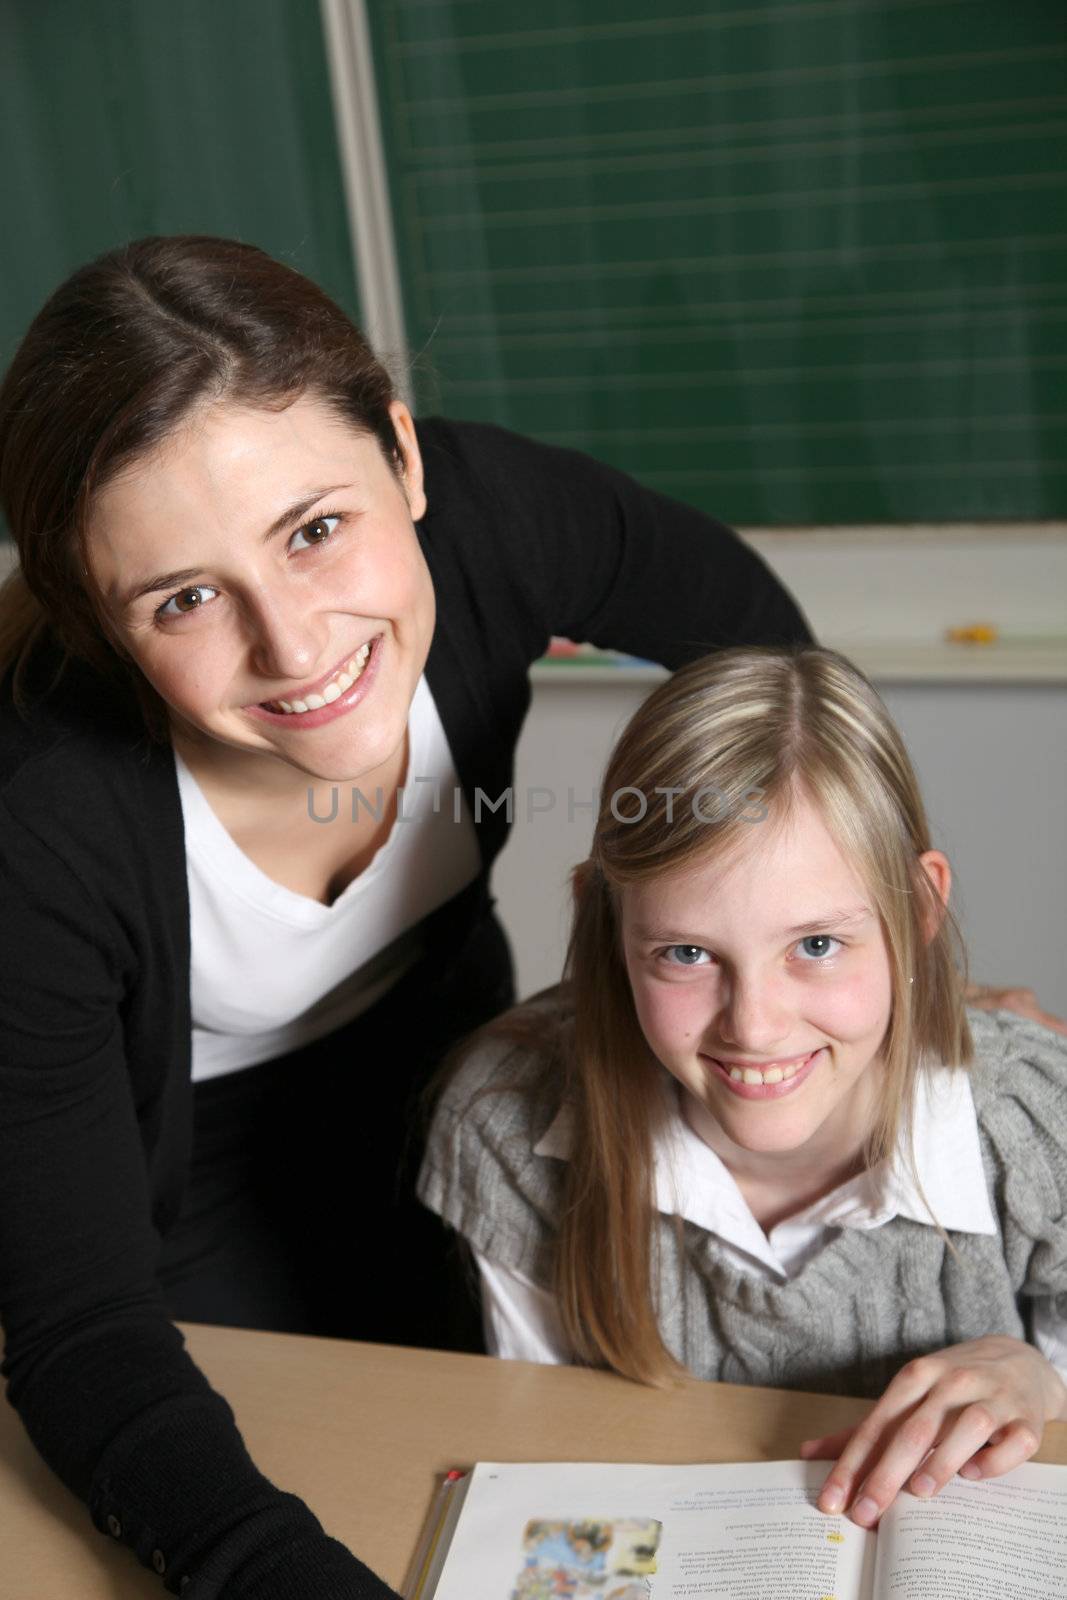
[0,0,358,372]
[368,0,1067,526]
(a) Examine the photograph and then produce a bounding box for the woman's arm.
[417,417,814,672]
[965,983,1067,1036]
[0,796,396,1599]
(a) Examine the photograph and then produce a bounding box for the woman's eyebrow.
[261,483,352,543]
[117,482,353,610]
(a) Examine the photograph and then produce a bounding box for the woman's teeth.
[727,1059,804,1085]
[263,643,371,714]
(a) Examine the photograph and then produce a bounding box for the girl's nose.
[716,973,793,1055]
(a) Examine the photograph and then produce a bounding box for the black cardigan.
[0,418,812,1597]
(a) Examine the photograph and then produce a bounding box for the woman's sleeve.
[437,419,815,667]
[0,796,397,1599]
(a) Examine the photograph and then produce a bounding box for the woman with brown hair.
[421,646,1067,1531]
[0,237,813,1596]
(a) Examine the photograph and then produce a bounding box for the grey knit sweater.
[419,998,1067,1399]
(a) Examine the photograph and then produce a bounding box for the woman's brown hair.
[0,235,400,738]
[544,647,971,1384]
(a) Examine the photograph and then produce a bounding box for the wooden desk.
[3,1324,1066,1595]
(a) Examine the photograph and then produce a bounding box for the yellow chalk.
[946,623,999,645]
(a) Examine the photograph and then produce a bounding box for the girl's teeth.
[726,1056,809,1085]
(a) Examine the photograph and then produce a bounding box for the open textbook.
[405,1458,1067,1600]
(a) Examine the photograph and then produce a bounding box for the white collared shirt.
[475,1062,1067,1381]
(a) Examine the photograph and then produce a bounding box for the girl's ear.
[917,849,951,942]
[571,859,595,907]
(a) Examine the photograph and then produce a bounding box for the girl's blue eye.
[289,513,340,553]
[664,945,710,967]
[797,935,841,960]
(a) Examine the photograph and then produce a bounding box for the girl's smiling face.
[621,791,944,1184]
[86,393,434,784]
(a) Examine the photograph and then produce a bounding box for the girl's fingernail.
[852,1496,879,1526]
[959,1463,982,1480]
[820,1485,844,1512]
[912,1473,935,1496]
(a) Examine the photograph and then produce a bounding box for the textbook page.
[874,1461,1067,1599]
[429,1459,876,1599]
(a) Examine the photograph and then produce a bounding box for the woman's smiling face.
[87,393,435,783]
[620,791,901,1178]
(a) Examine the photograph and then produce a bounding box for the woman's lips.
[243,634,382,731]
[700,1047,825,1101]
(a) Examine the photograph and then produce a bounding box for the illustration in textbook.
[512,1516,662,1600]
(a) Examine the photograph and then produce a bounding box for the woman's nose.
[244,585,330,684]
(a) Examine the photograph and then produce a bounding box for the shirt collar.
[533,1060,998,1246]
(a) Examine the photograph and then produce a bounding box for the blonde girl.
[421,645,1067,1529]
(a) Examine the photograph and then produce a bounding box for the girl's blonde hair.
[553,645,972,1384]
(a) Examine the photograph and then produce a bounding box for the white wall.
[492,528,1067,1014]
[492,675,1067,1015]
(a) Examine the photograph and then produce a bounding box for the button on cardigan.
[0,417,812,1597]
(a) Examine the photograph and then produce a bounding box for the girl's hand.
[798,1336,1067,1527]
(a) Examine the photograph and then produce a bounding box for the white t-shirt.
[175,675,481,1081]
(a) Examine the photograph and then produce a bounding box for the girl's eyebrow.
[781,905,873,937]
[633,905,873,944]
[116,482,353,611]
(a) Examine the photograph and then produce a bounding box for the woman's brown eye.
[292,513,340,551]
[175,588,203,612]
